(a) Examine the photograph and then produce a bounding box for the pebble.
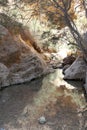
[0,128,5,130]
[38,116,47,124]
[2,100,6,103]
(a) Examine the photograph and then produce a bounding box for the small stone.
[2,99,6,103]
[38,116,46,124]
[0,128,5,130]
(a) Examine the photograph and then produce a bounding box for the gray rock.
[0,63,9,88]
[0,128,5,130]
[84,69,87,94]
[63,64,70,74]
[38,116,47,124]
[64,57,86,80]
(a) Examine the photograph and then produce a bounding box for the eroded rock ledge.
[64,57,86,80]
[63,56,87,93]
[0,25,49,88]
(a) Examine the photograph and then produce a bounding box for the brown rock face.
[0,25,48,88]
[62,55,76,67]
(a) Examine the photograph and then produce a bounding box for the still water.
[0,69,86,130]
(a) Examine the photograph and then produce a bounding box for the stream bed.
[0,69,87,130]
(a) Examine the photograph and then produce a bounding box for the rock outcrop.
[0,25,48,88]
[64,57,86,80]
[84,69,87,94]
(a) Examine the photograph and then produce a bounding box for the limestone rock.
[64,57,86,80]
[0,25,48,88]
[0,63,9,88]
[0,128,5,130]
[38,116,47,124]
[62,64,71,74]
[84,70,87,94]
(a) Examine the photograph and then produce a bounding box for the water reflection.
[0,69,86,130]
[34,69,86,109]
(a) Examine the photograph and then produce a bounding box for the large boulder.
[0,63,9,88]
[64,57,86,80]
[0,25,48,88]
[84,70,87,94]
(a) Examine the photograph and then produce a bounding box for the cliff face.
[0,24,48,88]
